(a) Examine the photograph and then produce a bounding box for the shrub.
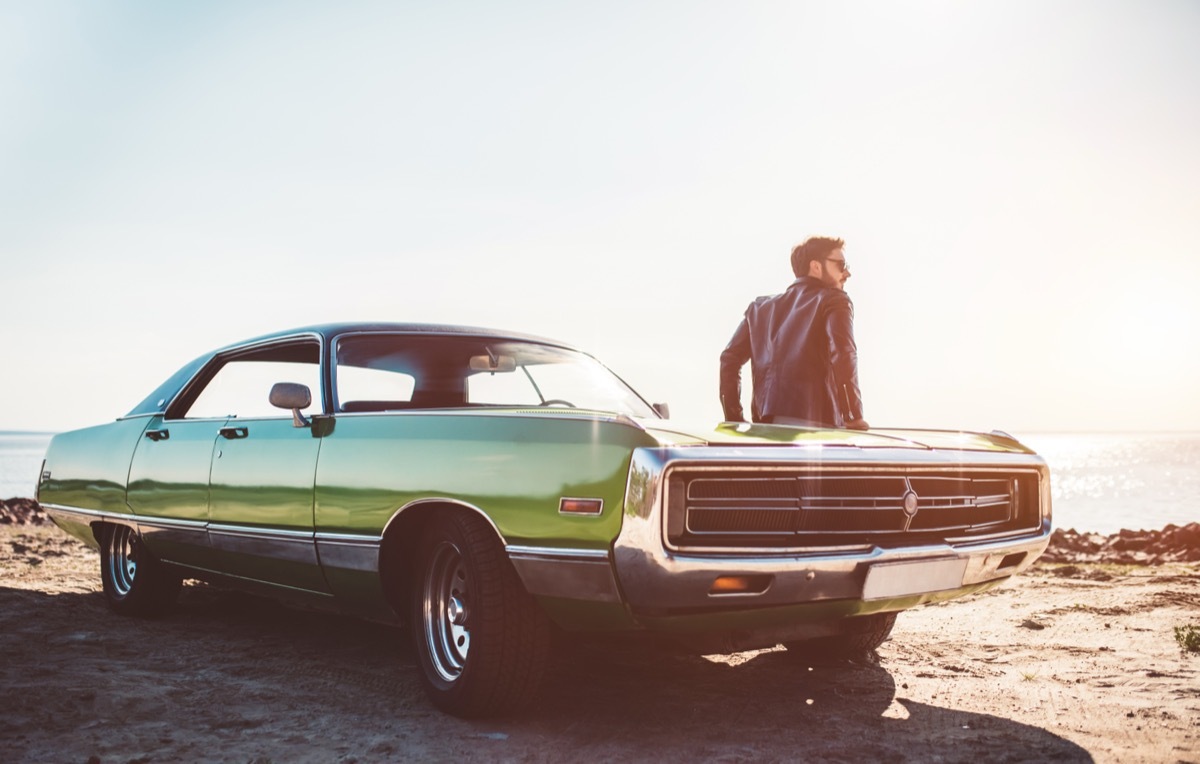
[1175,624,1200,654]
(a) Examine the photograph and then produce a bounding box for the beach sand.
[1,518,1197,763]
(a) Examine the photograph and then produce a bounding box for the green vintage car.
[39,323,1052,717]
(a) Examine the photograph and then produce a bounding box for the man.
[719,236,869,430]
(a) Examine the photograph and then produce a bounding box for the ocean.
[1,430,1196,535]
[1017,432,1200,534]
[0,431,55,502]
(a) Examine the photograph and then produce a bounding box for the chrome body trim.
[208,523,315,540]
[506,545,609,561]
[315,533,381,573]
[380,497,506,543]
[42,503,137,528]
[504,545,622,604]
[613,447,1052,614]
[130,514,209,532]
[41,502,387,572]
[207,524,319,566]
[315,531,381,543]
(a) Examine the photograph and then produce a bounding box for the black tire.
[410,510,551,718]
[783,612,897,663]
[99,524,182,616]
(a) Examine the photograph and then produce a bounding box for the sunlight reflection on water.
[1017,432,1200,534]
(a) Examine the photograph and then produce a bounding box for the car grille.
[665,468,1042,551]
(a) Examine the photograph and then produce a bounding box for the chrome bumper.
[612,446,1051,615]
[610,529,1050,615]
[510,446,1052,620]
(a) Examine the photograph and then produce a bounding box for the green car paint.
[207,416,327,591]
[39,416,151,526]
[308,410,657,622]
[313,412,654,544]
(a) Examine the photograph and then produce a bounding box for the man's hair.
[790,236,845,277]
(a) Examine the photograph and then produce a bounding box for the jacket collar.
[791,276,825,289]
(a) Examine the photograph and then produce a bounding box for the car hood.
[637,420,1035,454]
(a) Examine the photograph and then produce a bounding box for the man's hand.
[845,418,870,431]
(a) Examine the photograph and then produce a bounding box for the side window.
[466,370,539,406]
[337,365,416,410]
[180,342,320,420]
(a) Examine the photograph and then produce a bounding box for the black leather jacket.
[719,276,864,427]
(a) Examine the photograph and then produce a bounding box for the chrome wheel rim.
[421,541,471,683]
[107,525,138,597]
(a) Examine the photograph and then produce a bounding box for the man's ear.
[807,259,823,278]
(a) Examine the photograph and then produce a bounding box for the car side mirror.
[270,382,312,428]
[652,402,670,419]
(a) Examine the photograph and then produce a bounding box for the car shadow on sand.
[2,583,1094,762]
[537,640,1094,762]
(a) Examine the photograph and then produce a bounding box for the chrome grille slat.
[801,504,906,512]
[670,468,1038,550]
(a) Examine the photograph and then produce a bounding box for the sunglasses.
[823,257,849,271]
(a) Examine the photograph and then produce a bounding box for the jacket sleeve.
[719,316,751,422]
[825,294,864,423]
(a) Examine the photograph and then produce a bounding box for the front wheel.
[99,524,182,616]
[411,510,551,718]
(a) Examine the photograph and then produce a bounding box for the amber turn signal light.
[709,574,772,595]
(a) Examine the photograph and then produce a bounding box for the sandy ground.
[1,525,1197,764]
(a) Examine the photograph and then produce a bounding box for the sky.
[2,0,1198,435]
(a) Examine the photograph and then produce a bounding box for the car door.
[127,414,227,569]
[196,338,328,592]
[131,336,328,592]
[207,411,326,592]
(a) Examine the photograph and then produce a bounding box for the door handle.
[219,426,249,439]
[145,428,170,441]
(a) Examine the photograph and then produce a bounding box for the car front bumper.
[508,446,1052,642]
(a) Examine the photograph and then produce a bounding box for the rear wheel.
[410,510,551,718]
[99,524,182,616]
[783,612,897,663]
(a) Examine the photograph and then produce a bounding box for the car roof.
[124,323,580,418]
[227,322,575,352]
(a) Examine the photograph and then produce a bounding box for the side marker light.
[559,497,604,515]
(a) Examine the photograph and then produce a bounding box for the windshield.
[333,334,658,418]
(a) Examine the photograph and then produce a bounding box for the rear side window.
[336,365,417,411]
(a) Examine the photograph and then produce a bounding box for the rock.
[1041,522,1200,566]
[0,498,47,525]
